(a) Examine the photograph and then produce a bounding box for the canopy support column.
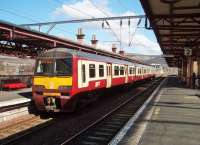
[186,57,193,88]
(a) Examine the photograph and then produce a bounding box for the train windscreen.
[35,58,72,76]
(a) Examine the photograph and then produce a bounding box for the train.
[32,48,156,112]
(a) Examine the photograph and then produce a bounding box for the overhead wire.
[0,9,37,23]
[52,0,99,37]
[88,0,121,43]
[89,0,142,50]
[129,19,142,47]
[120,19,122,51]
[53,0,95,18]
[54,0,121,44]
[116,0,142,48]
[0,8,74,35]
[117,0,144,48]
[1,0,139,45]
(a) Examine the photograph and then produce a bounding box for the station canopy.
[140,0,200,67]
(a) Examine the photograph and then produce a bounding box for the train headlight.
[58,86,71,91]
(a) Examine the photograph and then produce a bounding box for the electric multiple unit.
[32,48,155,112]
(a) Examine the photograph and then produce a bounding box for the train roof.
[38,48,153,67]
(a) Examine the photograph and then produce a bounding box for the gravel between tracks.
[6,81,151,145]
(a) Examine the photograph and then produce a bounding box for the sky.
[0,0,162,55]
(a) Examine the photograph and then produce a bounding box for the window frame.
[99,64,104,77]
[89,64,96,78]
[82,64,86,83]
[120,66,125,75]
[114,66,119,76]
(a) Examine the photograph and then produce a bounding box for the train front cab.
[32,55,75,112]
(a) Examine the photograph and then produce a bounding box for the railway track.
[0,113,55,145]
[61,78,165,145]
[0,99,34,125]
[0,78,165,145]
[0,101,30,113]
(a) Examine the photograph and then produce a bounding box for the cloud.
[129,34,161,55]
[53,0,107,18]
[52,0,161,55]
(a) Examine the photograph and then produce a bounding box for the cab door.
[78,60,88,88]
[106,63,112,88]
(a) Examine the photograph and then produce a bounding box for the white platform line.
[0,98,31,108]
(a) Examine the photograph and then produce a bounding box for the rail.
[61,78,165,145]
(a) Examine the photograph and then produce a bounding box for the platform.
[118,76,200,145]
[0,88,32,108]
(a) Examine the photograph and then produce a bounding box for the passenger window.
[89,64,95,78]
[99,65,104,77]
[114,66,119,76]
[82,64,86,83]
[120,66,124,75]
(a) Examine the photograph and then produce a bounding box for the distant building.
[0,56,35,75]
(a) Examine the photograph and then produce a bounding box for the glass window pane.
[35,59,54,75]
[99,65,104,77]
[114,66,119,76]
[55,58,72,76]
[120,66,124,75]
[89,64,95,78]
[82,64,86,82]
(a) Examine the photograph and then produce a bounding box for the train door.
[135,67,138,81]
[106,63,112,88]
[78,60,88,88]
[134,66,136,80]
[132,66,134,80]
[125,65,128,83]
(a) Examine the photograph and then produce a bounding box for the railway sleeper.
[80,141,100,145]
[80,135,112,145]
[100,124,121,129]
[105,121,125,126]
[89,131,113,136]
[85,136,109,141]
[95,127,116,133]
[114,113,133,117]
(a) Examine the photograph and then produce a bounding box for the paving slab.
[0,88,32,107]
[119,76,200,145]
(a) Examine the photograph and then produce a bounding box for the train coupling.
[44,97,61,112]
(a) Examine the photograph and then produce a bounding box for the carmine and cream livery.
[32,48,155,112]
